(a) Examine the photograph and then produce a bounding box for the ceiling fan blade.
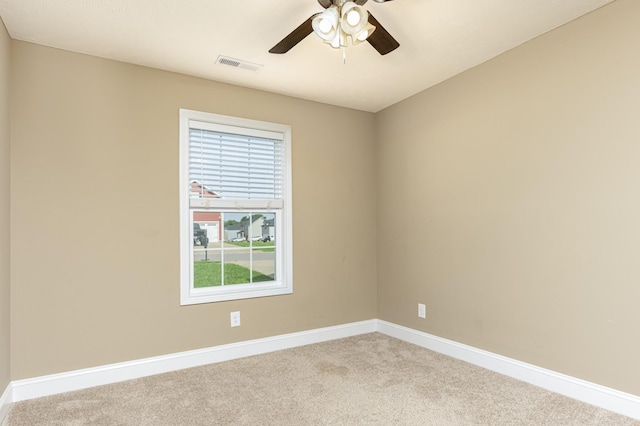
[269,16,315,54]
[367,12,399,55]
[355,0,368,4]
[317,0,332,8]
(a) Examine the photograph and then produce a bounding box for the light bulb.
[319,19,332,34]
[346,10,361,26]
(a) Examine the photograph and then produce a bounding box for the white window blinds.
[188,120,285,200]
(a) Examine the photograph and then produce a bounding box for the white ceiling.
[0,0,615,112]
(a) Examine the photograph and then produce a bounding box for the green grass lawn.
[194,261,273,288]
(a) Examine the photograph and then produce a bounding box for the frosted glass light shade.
[340,2,368,35]
[312,6,339,41]
[325,30,347,48]
[352,23,376,45]
[346,10,360,26]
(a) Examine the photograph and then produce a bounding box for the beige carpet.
[4,333,639,425]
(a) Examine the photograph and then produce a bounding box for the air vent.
[216,55,263,72]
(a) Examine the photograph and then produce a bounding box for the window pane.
[192,211,276,288]
[193,260,221,288]
[223,247,250,286]
[192,211,220,288]
[251,212,276,282]
[252,248,275,283]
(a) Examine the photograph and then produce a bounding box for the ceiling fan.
[269,0,399,55]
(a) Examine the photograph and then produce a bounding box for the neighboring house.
[224,215,270,241]
[262,218,275,240]
[190,180,222,243]
[242,215,265,240]
[223,223,244,242]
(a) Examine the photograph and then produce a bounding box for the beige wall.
[376,0,640,396]
[10,41,378,379]
[0,17,10,392]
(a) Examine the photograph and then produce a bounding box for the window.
[179,109,292,304]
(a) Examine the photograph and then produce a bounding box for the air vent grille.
[216,56,263,72]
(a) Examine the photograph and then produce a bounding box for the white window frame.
[179,109,293,305]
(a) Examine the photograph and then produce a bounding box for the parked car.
[193,223,208,247]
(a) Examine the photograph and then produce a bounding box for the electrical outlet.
[418,303,426,319]
[230,311,241,327]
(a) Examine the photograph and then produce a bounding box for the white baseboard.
[11,320,377,403]
[0,383,12,423]
[377,320,640,421]
[3,319,639,422]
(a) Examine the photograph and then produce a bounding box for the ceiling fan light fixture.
[346,10,360,26]
[268,0,398,55]
[312,6,339,41]
[340,2,368,35]
[329,35,340,48]
[326,30,347,48]
[353,23,376,44]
